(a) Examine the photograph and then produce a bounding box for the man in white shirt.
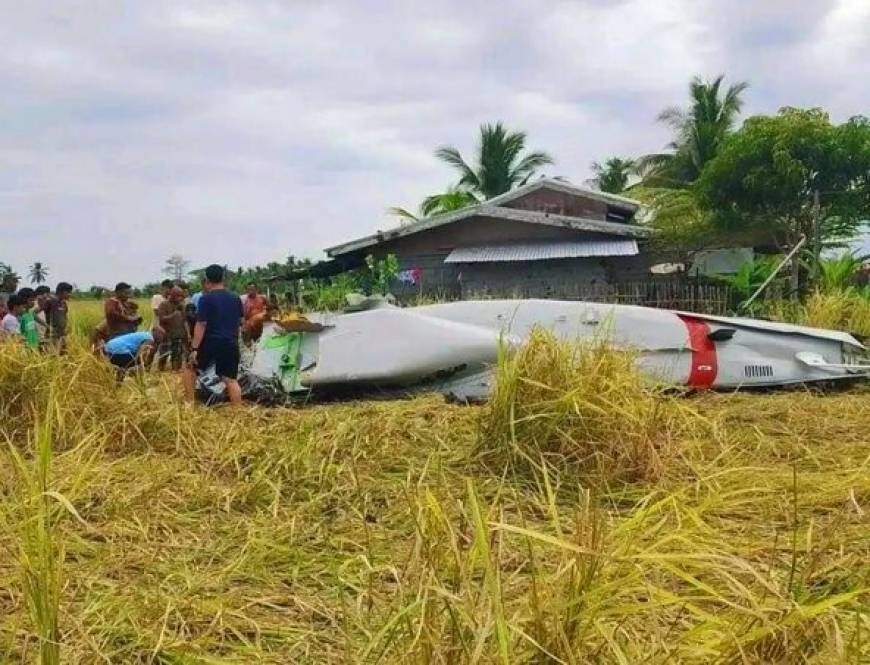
[151,279,173,320]
[1,294,25,340]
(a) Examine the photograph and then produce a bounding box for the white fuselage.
[244,300,867,401]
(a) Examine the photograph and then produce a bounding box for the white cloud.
[809,0,870,103]
[535,0,711,94]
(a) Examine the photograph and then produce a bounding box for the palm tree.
[386,206,422,224]
[420,188,480,217]
[388,188,479,223]
[434,122,554,200]
[586,158,636,193]
[29,261,49,284]
[638,75,748,187]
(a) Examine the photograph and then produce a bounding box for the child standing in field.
[15,288,40,350]
[34,285,51,348]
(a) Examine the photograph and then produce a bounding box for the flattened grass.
[0,337,868,663]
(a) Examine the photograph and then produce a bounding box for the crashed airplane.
[198,299,869,404]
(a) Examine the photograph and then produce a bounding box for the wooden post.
[790,241,801,301]
[811,189,822,286]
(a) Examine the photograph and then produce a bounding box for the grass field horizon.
[1,296,869,662]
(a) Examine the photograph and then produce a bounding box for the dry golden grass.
[478,331,710,483]
[1,326,868,663]
[766,290,870,338]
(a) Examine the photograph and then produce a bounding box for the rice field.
[68,299,153,341]
[1,298,869,663]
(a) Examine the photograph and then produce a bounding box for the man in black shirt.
[183,264,244,406]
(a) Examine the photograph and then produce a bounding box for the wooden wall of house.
[356,216,658,301]
[383,254,665,301]
[385,256,613,301]
[602,252,658,281]
[458,258,608,298]
[388,251,460,300]
[380,251,714,305]
[502,189,610,219]
[367,217,638,299]
[370,215,601,258]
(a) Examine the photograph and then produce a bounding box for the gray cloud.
[1,0,868,286]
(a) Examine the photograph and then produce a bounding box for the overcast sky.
[2,1,869,287]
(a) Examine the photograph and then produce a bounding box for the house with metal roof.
[319,178,659,299]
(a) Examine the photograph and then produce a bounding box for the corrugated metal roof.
[328,208,648,257]
[443,239,639,263]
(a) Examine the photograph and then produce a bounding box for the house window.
[605,207,630,223]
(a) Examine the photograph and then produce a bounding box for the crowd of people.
[0,264,276,407]
[0,273,73,352]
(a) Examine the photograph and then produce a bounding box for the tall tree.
[630,187,717,263]
[586,158,635,193]
[435,122,554,199]
[163,254,191,281]
[638,75,748,187]
[696,108,870,287]
[28,261,49,284]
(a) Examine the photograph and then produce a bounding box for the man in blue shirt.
[184,264,244,406]
[103,329,162,375]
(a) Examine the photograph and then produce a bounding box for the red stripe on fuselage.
[678,316,718,389]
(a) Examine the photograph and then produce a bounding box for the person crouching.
[103,328,164,380]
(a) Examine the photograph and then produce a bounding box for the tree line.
[593,77,869,279]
